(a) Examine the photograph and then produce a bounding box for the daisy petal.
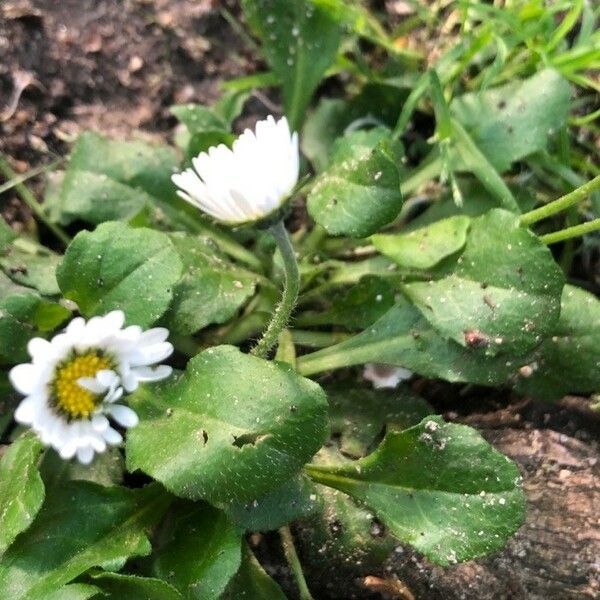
[27,337,52,360]
[121,370,139,393]
[96,369,119,388]
[104,386,123,403]
[89,436,107,453]
[103,427,123,446]
[9,363,40,395]
[91,414,110,432]
[363,363,413,389]
[108,404,139,428]
[76,446,94,465]
[58,442,77,460]
[77,377,106,394]
[102,310,125,331]
[139,327,170,345]
[132,365,173,382]
[14,397,39,424]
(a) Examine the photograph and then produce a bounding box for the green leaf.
[450,119,519,212]
[89,573,182,600]
[327,385,433,458]
[0,240,61,296]
[40,448,124,490]
[48,132,180,225]
[170,104,234,159]
[302,83,411,173]
[226,475,322,532]
[402,210,564,356]
[213,89,251,126]
[57,222,183,327]
[324,256,396,287]
[0,287,71,365]
[371,215,470,270]
[52,171,157,226]
[406,178,535,228]
[0,218,17,251]
[307,139,403,238]
[0,373,15,438]
[0,433,45,556]
[44,583,100,600]
[296,485,395,575]
[297,297,514,386]
[222,543,286,600]
[329,127,396,164]
[302,98,352,173]
[451,69,571,172]
[516,285,600,400]
[307,416,525,565]
[0,482,169,600]
[152,502,241,599]
[295,276,395,330]
[171,104,228,133]
[242,0,342,130]
[163,234,257,335]
[127,345,328,504]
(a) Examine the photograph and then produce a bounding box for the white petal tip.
[76,446,95,465]
[109,404,139,428]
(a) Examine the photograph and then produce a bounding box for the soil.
[1,1,599,599]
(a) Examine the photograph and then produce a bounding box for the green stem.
[304,464,348,488]
[520,174,600,226]
[291,329,352,348]
[251,221,300,359]
[279,525,314,600]
[220,312,267,346]
[297,347,357,377]
[0,155,71,246]
[540,218,600,245]
[0,159,62,195]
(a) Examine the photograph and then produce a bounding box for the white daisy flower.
[363,363,413,389]
[172,115,299,225]
[9,310,173,465]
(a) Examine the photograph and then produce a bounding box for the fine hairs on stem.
[251,220,300,359]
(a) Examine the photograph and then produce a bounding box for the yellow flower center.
[52,351,114,419]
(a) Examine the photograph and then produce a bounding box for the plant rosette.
[2,2,600,598]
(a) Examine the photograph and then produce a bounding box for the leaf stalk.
[279,525,314,600]
[540,217,600,245]
[520,174,600,226]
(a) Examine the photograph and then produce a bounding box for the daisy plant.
[1,1,600,599]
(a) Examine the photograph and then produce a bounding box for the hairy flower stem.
[520,174,600,226]
[251,220,299,359]
[279,525,314,600]
[540,217,600,245]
